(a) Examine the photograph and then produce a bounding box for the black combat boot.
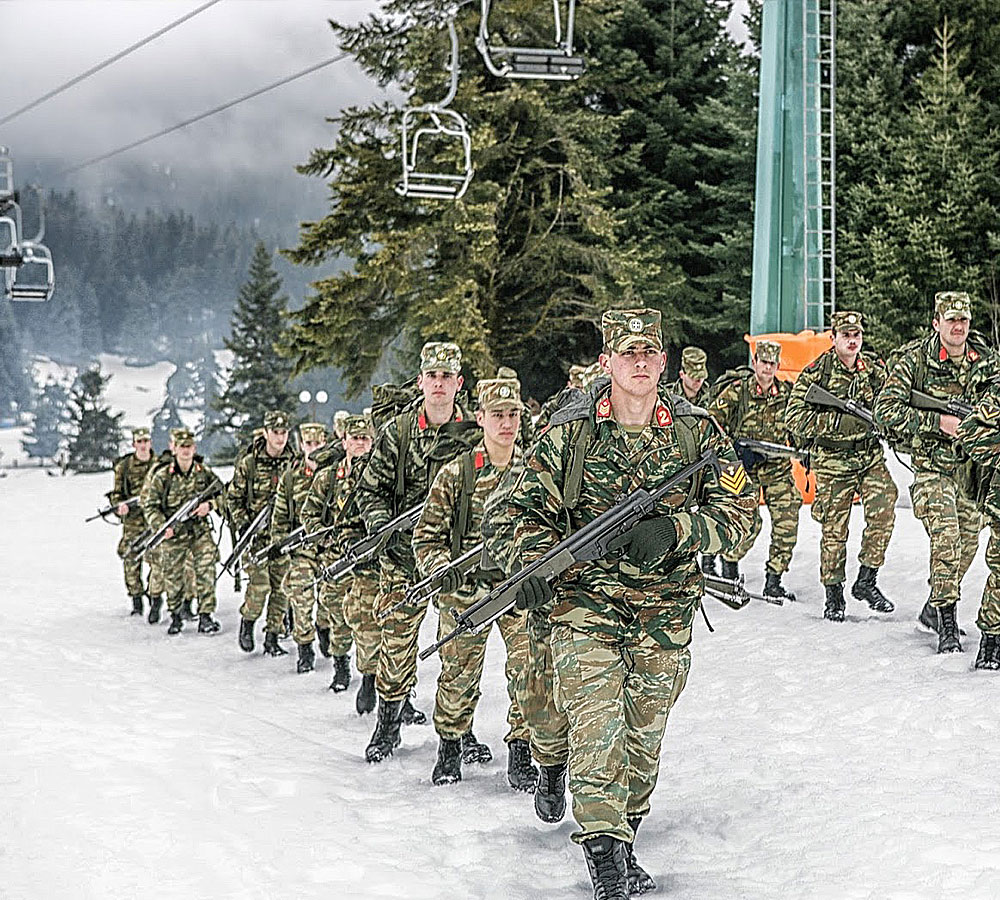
[329,655,350,691]
[936,603,963,654]
[507,739,538,792]
[365,698,404,763]
[764,571,796,604]
[919,600,967,636]
[296,642,315,674]
[581,835,629,900]
[400,695,427,725]
[974,633,1000,670]
[130,594,144,616]
[147,595,163,625]
[198,613,221,634]
[851,565,894,612]
[534,762,567,823]
[461,730,493,764]
[356,673,377,715]
[167,611,184,635]
[263,631,288,656]
[823,583,846,622]
[700,554,717,576]
[316,626,331,658]
[238,618,255,653]
[181,598,197,621]
[720,559,739,580]
[431,737,463,785]
[625,818,656,896]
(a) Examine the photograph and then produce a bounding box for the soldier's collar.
[753,379,780,397]
[595,394,673,428]
[417,406,464,431]
[937,342,979,363]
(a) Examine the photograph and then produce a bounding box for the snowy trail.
[4,467,1000,900]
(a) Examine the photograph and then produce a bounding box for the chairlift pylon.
[397,18,474,201]
[476,0,586,81]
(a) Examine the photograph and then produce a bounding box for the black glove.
[625,516,679,566]
[514,575,554,611]
[440,567,466,594]
[734,440,764,472]
[267,546,283,562]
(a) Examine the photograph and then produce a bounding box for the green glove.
[440,567,465,594]
[514,575,554,611]
[625,516,679,566]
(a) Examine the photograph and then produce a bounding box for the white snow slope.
[3,466,1000,900]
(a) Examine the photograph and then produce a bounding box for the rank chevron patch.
[719,462,748,495]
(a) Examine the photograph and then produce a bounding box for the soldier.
[108,426,160,616]
[665,346,710,404]
[710,340,802,602]
[536,364,588,431]
[142,426,187,625]
[228,411,297,656]
[505,308,755,900]
[412,374,535,789]
[270,422,328,674]
[354,341,477,763]
[786,311,898,621]
[139,428,225,635]
[875,291,997,653]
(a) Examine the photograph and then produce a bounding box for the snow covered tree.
[151,395,183,451]
[66,365,124,472]
[214,242,295,446]
[21,378,70,461]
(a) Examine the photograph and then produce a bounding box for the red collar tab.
[596,397,613,420]
[454,410,463,422]
[305,465,314,478]
[474,451,485,470]
[857,358,867,372]
[939,346,948,362]
[654,405,673,427]
[969,349,980,362]
[336,465,346,479]
[417,412,428,431]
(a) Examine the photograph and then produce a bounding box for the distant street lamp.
[298,389,329,421]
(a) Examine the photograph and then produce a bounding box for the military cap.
[680,346,708,380]
[496,365,518,380]
[755,339,782,364]
[830,310,864,332]
[263,410,290,430]
[935,291,972,320]
[343,415,374,438]
[478,377,523,411]
[581,360,605,387]
[420,341,462,374]
[601,308,663,353]
[299,422,326,442]
[131,426,151,440]
[567,364,587,388]
[169,427,186,441]
[173,428,195,447]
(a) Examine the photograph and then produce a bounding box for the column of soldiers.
[102,291,1000,900]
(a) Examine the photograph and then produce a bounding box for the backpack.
[706,366,755,427]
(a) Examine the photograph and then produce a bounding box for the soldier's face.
[133,437,152,459]
[265,428,288,455]
[934,315,970,351]
[753,355,778,385]
[344,434,372,459]
[679,371,705,395]
[832,327,863,358]
[302,439,324,458]
[419,370,462,407]
[175,444,196,465]
[601,344,666,398]
[476,407,520,447]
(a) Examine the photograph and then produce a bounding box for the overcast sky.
[0,0,750,235]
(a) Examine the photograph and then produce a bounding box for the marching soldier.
[710,340,802,602]
[139,428,225,636]
[505,308,755,899]
[665,346,710,404]
[228,411,296,656]
[142,426,186,625]
[875,291,998,653]
[786,311,898,621]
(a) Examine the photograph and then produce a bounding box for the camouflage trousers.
[522,611,569,767]
[158,527,219,614]
[317,575,353,657]
[978,521,1000,635]
[725,463,801,574]
[118,519,164,597]
[433,591,530,743]
[343,571,381,675]
[374,559,428,702]
[810,451,898,585]
[550,624,690,845]
[280,552,340,650]
[910,469,983,608]
[239,555,290,632]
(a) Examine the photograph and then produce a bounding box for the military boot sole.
[431,770,462,786]
[823,607,846,622]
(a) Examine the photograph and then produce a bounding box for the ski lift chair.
[397,19,474,201]
[476,0,585,80]
[7,242,54,301]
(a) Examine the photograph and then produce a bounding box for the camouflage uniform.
[108,436,160,600]
[786,337,897,586]
[507,309,756,848]
[664,345,711,406]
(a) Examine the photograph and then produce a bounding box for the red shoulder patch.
[417,412,428,431]
[654,405,672,427]
[596,397,612,420]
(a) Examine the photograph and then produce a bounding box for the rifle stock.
[219,502,272,580]
[909,389,975,420]
[803,383,875,426]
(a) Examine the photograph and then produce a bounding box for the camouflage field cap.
[935,291,972,320]
[830,310,865,332]
[173,428,196,447]
[581,360,605,387]
[332,409,349,437]
[755,339,782,363]
[132,426,151,440]
[602,308,663,353]
[264,410,290,431]
[496,365,518,379]
[420,341,462,374]
[169,427,187,442]
[567,364,587,388]
[343,415,374,438]
[680,346,708,379]
[299,422,326,442]
[478,377,523,411]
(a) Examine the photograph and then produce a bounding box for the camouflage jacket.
[874,331,999,475]
[140,457,224,537]
[786,348,886,463]
[412,441,522,584]
[663,378,710,407]
[956,389,1000,518]
[711,371,795,475]
[507,389,756,649]
[108,452,157,525]
[225,438,296,534]
[271,453,321,548]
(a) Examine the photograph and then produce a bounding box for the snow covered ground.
[4,462,1000,900]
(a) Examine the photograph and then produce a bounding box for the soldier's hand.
[625,516,679,566]
[440,568,465,594]
[514,575,553,611]
[939,414,961,437]
[116,502,130,517]
[193,501,211,517]
[267,547,283,561]
[164,526,175,540]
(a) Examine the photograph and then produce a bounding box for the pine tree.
[215,242,296,446]
[66,365,124,472]
[21,378,70,460]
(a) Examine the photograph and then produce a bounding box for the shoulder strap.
[564,416,594,511]
[394,411,413,506]
[245,451,257,510]
[819,349,835,390]
[451,450,482,558]
[671,413,704,510]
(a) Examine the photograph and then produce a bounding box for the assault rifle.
[803,383,875,426]
[734,438,810,471]
[127,527,152,557]
[218,502,272,581]
[419,451,722,660]
[133,481,223,558]
[249,523,339,566]
[380,542,486,619]
[909,389,976,420]
[313,502,424,586]
[85,495,139,523]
